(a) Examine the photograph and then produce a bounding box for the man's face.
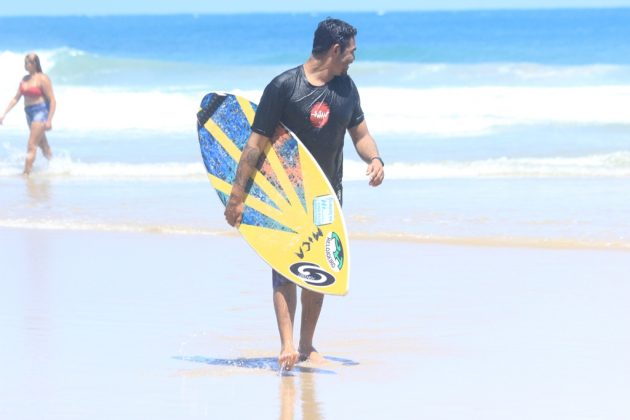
[336,37,356,76]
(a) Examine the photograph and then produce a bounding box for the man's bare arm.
[224,131,271,226]
[349,120,384,187]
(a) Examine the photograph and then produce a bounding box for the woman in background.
[0,53,56,175]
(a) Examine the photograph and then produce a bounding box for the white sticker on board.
[313,195,335,226]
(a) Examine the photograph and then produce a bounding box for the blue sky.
[2,0,630,15]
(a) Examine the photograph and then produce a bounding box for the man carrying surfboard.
[225,18,384,371]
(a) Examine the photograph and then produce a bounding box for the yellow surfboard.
[197,92,349,296]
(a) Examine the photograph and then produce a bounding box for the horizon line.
[2,6,630,18]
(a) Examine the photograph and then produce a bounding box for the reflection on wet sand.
[176,355,359,419]
[280,373,324,420]
[299,373,323,420]
[279,376,296,419]
[26,177,51,203]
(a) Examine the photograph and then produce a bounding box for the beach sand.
[1,227,629,419]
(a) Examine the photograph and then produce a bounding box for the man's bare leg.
[298,288,326,363]
[273,282,300,370]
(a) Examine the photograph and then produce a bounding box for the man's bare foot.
[298,347,326,364]
[278,347,300,371]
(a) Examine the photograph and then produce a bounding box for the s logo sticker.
[290,262,335,287]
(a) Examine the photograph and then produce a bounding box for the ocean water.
[1,10,630,249]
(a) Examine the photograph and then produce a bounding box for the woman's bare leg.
[39,133,52,160]
[23,123,46,175]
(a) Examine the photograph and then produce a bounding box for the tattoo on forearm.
[234,144,262,190]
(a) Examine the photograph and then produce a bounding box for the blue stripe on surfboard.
[198,126,281,212]
[198,126,234,184]
[212,95,256,151]
[216,191,295,233]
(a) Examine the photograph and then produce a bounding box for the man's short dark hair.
[312,18,357,56]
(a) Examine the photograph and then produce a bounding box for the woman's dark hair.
[26,53,43,73]
[312,18,357,56]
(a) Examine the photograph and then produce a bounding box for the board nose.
[197,93,227,126]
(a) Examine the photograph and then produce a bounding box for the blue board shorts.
[272,269,292,288]
[272,187,343,288]
[25,102,49,127]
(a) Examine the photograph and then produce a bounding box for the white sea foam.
[343,152,630,180]
[360,85,630,136]
[0,154,207,179]
[2,152,629,180]
[2,84,630,138]
[3,49,630,138]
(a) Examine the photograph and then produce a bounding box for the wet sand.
[1,227,629,419]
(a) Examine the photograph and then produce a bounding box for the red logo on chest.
[309,102,330,129]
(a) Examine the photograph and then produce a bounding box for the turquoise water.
[1,10,629,248]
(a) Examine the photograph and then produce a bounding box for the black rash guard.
[251,65,364,194]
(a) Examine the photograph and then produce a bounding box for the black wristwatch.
[370,156,384,166]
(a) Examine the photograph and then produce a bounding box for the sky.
[2,0,630,16]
